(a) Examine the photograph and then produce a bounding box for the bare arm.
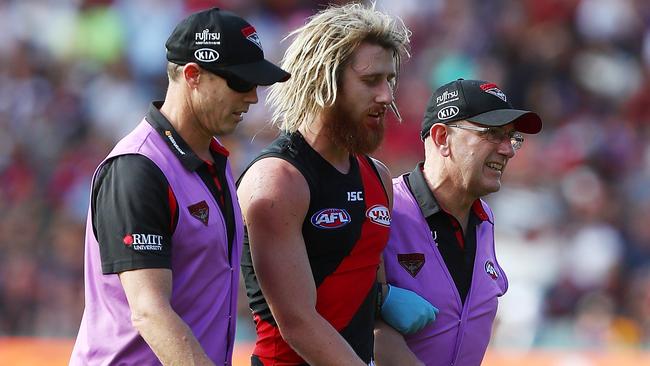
[374,260,423,366]
[374,320,424,366]
[372,159,424,366]
[238,158,366,366]
[119,268,214,366]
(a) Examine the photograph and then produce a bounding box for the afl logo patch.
[366,205,390,227]
[437,105,459,120]
[485,260,499,280]
[194,48,219,62]
[310,208,351,229]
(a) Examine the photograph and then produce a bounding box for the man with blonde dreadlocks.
[237,3,438,366]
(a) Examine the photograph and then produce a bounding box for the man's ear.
[430,123,451,157]
[183,63,202,89]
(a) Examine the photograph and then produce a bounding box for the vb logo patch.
[188,200,209,226]
[310,208,351,229]
[485,260,499,280]
[366,204,390,227]
[398,253,425,278]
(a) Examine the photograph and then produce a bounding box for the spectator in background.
[69,7,288,365]
[375,79,542,366]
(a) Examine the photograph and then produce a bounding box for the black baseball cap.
[420,79,542,140]
[166,7,290,87]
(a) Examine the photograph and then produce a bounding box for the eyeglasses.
[209,69,256,93]
[447,124,524,150]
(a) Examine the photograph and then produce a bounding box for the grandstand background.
[1,0,650,364]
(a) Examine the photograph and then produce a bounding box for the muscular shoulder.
[237,157,310,225]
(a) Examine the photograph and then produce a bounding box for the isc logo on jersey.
[366,205,390,227]
[311,208,351,229]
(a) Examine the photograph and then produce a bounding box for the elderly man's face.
[446,121,517,197]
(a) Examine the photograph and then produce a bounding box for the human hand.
[380,285,439,334]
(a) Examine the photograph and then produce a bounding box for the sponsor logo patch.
[123,233,164,251]
[241,25,263,50]
[436,89,459,106]
[347,191,363,202]
[188,200,209,226]
[194,48,219,62]
[398,253,425,277]
[480,83,507,102]
[366,205,390,227]
[195,29,221,45]
[310,208,351,229]
[165,130,185,155]
[437,105,459,120]
[485,260,499,280]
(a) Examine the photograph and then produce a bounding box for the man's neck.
[160,92,213,163]
[422,162,475,233]
[299,121,351,174]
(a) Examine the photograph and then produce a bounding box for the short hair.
[166,62,183,82]
[267,2,411,133]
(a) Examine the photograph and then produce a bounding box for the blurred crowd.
[1,0,650,351]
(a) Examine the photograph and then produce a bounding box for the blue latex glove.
[380,284,439,334]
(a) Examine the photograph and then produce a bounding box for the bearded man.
[236,3,437,366]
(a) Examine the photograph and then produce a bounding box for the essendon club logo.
[310,208,351,229]
[241,25,263,50]
[188,200,209,226]
[480,83,507,102]
[398,253,425,278]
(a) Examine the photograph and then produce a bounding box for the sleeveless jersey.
[240,132,390,365]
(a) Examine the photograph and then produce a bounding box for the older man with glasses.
[374,79,542,366]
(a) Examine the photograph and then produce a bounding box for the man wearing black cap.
[70,7,289,365]
[375,79,542,366]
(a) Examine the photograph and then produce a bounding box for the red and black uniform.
[240,132,391,366]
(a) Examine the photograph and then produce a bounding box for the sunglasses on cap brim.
[208,69,256,93]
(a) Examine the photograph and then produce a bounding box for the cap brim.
[219,59,290,86]
[466,109,542,134]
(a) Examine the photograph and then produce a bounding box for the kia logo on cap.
[438,105,459,120]
[194,48,219,62]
